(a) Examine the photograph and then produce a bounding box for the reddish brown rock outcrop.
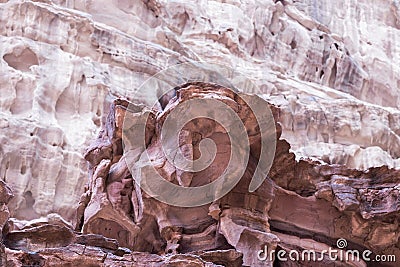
[2,82,399,266]
[68,82,399,266]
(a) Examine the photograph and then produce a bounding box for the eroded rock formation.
[1,175,229,266]
[69,83,400,266]
[2,84,400,266]
[1,0,400,223]
[1,0,400,266]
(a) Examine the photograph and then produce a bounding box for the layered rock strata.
[0,0,399,266]
[70,83,398,266]
[1,0,400,222]
[1,83,399,266]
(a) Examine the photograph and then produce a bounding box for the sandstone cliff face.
[2,83,399,266]
[0,0,399,266]
[1,0,400,221]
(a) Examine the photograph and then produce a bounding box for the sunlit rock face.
[0,0,400,266]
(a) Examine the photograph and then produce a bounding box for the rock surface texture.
[3,83,400,266]
[0,0,399,266]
